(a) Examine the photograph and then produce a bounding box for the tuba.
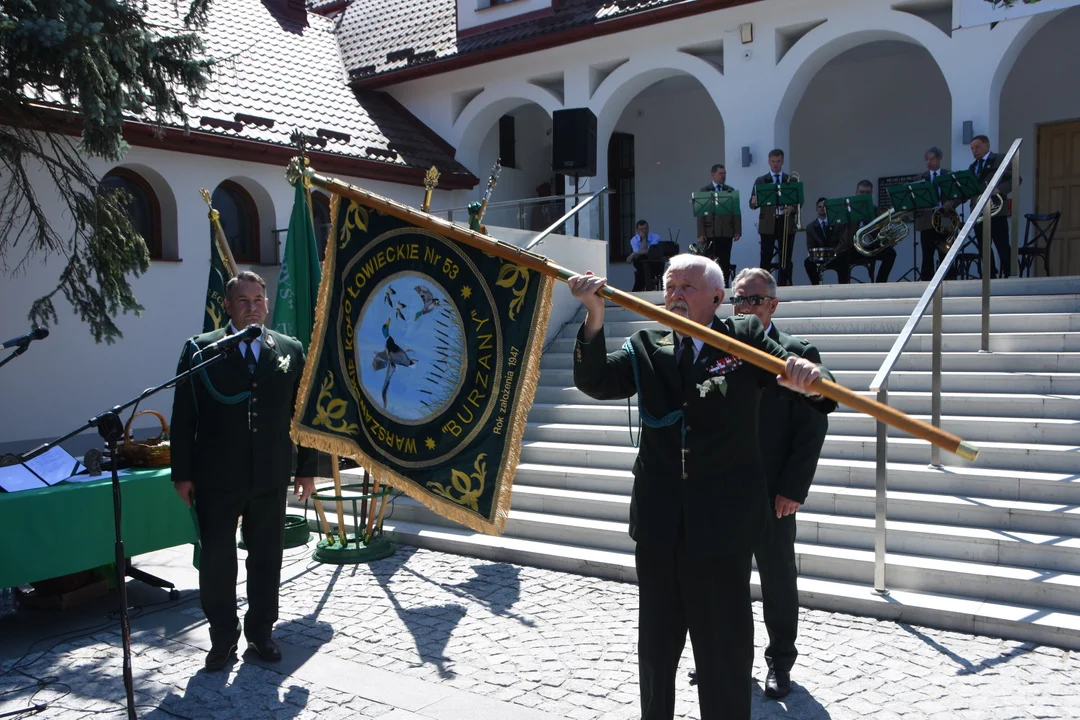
[853,207,911,257]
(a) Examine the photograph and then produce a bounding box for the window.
[499,114,517,169]
[100,168,162,260]
[311,191,332,261]
[211,181,260,263]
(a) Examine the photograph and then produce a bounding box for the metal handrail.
[431,188,616,216]
[867,137,1022,594]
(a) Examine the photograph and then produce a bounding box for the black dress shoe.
[204,642,237,671]
[765,668,792,699]
[247,637,282,662]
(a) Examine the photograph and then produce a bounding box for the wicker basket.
[118,410,171,468]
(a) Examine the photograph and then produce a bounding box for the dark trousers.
[701,237,734,285]
[754,511,799,675]
[636,529,754,720]
[195,481,287,647]
[805,250,853,285]
[874,246,896,283]
[633,258,665,291]
[920,229,957,281]
[973,216,1011,278]
[760,232,795,286]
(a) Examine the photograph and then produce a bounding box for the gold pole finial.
[421,166,440,213]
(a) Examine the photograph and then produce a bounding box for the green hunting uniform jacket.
[759,325,833,504]
[171,327,317,488]
[573,313,834,558]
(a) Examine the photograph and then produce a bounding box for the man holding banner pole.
[569,254,833,720]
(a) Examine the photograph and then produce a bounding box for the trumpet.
[853,207,911,257]
[779,171,804,273]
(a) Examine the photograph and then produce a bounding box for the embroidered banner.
[292,195,553,535]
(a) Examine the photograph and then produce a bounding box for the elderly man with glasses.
[569,255,834,720]
[730,267,831,700]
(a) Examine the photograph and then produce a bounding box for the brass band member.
[804,197,852,285]
[856,179,896,283]
[916,146,957,281]
[697,163,740,285]
[969,135,1014,278]
[750,149,797,287]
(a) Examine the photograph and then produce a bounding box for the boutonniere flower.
[277,355,291,373]
[696,375,728,398]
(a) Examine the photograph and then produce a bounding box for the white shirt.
[228,322,263,362]
[630,232,662,253]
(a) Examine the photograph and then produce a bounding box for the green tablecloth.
[0,468,197,588]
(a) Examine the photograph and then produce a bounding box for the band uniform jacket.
[752,173,792,236]
[573,314,834,558]
[760,325,833,504]
[806,219,832,251]
[171,327,318,488]
[969,153,1013,210]
[697,183,737,239]
[916,168,952,233]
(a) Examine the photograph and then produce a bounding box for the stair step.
[531,386,1080,419]
[541,350,1080,373]
[505,480,1080,536]
[582,313,1080,338]
[600,294,1080,322]
[544,331,1080,353]
[525,405,1080,445]
[519,433,1079,474]
[538,367,1080,394]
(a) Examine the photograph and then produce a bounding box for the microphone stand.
[16,347,237,720]
[0,342,32,370]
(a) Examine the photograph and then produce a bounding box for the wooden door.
[1036,120,1080,276]
[607,132,635,263]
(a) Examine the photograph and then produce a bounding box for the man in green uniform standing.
[731,267,831,699]
[569,255,833,720]
[171,270,317,670]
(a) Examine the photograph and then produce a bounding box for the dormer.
[457,0,555,35]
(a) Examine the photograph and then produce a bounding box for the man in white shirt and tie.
[627,219,663,291]
[917,146,957,281]
[749,149,797,287]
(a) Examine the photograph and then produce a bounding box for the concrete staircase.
[351,276,1080,649]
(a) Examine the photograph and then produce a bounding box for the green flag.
[203,206,238,333]
[271,181,322,349]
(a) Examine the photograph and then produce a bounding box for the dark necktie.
[773,173,780,184]
[244,340,257,375]
[677,336,695,379]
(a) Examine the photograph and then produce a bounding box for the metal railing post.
[873,383,889,595]
[930,284,943,468]
[1011,147,1021,278]
[981,202,992,352]
[518,203,526,230]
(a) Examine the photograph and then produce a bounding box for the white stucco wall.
[0,146,454,452]
[389,0,1076,285]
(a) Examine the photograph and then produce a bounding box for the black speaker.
[552,108,597,177]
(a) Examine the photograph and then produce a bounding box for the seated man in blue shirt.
[628,219,663,291]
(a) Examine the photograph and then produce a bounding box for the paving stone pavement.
[2,543,1079,719]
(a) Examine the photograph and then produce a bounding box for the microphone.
[2,327,49,349]
[200,324,262,356]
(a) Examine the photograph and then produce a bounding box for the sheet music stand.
[888,180,939,282]
[935,170,982,204]
[824,195,876,228]
[754,181,804,278]
[692,190,743,237]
